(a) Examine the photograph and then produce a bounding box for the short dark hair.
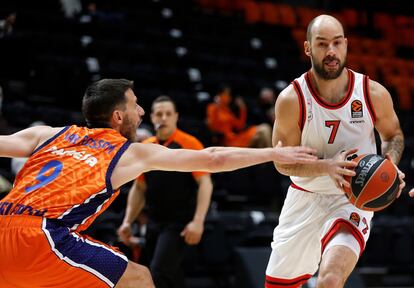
[151,95,177,112]
[82,79,134,128]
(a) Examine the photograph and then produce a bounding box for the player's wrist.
[122,220,132,226]
[192,216,205,224]
[319,159,333,175]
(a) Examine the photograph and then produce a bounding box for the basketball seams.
[364,172,399,211]
[352,156,398,211]
[351,154,383,198]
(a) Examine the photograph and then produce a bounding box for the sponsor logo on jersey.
[349,212,360,227]
[351,100,363,118]
[46,146,98,167]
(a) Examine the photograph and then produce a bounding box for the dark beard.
[120,116,137,142]
[313,55,346,80]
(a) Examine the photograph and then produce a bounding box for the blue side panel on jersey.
[105,141,131,194]
[58,189,112,226]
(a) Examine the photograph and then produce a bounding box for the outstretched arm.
[140,143,317,174]
[0,126,61,158]
[111,139,317,189]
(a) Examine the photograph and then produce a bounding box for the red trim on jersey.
[305,69,355,110]
[292,81,306,131]
[363,75,377,124]
[265,274,312,288]
[290,183,312,193]
[321,219,365,257]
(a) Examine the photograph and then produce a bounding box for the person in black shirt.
[118,96,213,288]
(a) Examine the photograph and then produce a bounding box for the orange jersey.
[1,125,130,232]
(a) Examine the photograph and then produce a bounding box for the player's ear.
[304,41,311,57]
[112,110,123,125]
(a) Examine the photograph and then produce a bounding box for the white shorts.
[265,186,373,287]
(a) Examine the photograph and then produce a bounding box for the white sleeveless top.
[290,69,377,194]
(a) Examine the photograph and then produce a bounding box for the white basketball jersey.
[291,69,377,194]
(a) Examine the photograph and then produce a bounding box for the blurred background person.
[206,85,271,148]
[118,95,213,288]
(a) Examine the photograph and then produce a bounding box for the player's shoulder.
[35,125,65,141]
[275,84,300,108]
[367,78,391,102]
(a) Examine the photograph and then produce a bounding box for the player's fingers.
[186,234,195,245]
[297,155,318,163]
[338,160,358,168]
[409,188,414,198]
[296,146,318,155]
[337,176,349,189]
[180,229,187,237]
[338,167,356,177]
[333,178,342,189]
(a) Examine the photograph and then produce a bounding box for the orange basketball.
[344,154,400,212]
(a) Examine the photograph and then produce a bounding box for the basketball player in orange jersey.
[266,15,406,288]
[0,79,318,288]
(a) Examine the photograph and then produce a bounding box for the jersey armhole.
[363,75,377,124]
[31,126,71,156]
[292,80,306,131]
[105,141,131,194]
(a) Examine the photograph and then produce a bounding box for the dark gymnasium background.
[1,0,414,287]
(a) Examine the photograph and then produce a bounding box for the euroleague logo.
[349,212,361,227]
[351,100,363,118]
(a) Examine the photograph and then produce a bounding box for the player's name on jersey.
[0,201,47,216]
[46,146,98,167]
[64,133,116,154]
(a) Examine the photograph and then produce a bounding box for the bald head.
[306,15,344,42]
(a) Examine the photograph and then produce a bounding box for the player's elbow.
[204,148,226,172]
[274,162,292,176]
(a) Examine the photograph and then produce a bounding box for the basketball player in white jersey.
[266,15,405,288]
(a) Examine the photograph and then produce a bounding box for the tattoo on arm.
[382,133,404,165]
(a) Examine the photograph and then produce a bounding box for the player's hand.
[384,154,405,198]
[117,222,132,245]
[274,141,318,164]
[180,219,204,245]
[409,188,414,198]
[327,148,358,191]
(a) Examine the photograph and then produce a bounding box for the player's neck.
[310,69,349,104]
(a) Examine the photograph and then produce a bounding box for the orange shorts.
[0,215,128,288]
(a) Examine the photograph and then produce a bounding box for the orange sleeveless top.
[0,125,130,232]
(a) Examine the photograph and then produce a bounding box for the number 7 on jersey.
[325,120,341,144]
